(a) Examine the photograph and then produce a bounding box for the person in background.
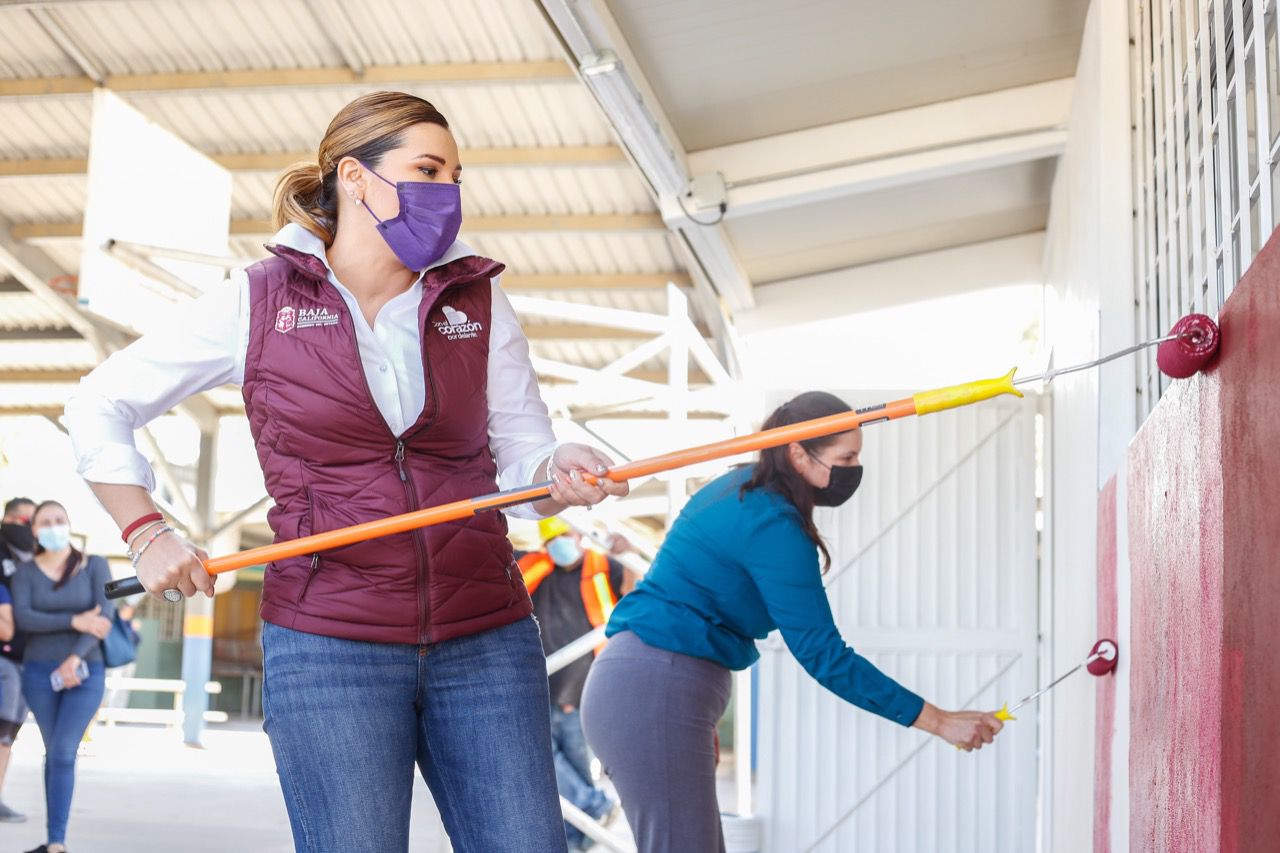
[11,500,114,853]
[581,392,1007,853]
[0,496,35,823]
[517,517,638,852]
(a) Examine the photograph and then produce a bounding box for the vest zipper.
[337,274,484,645]
[298,554,321,603]
[336,304,436,645]
[395,438,432,645]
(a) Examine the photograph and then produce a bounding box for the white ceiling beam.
[0,146,627,176]
[721,129,1067,220]
[510,294,669,334]
[688,78,1074,220]
[0,61,574,97]
[690,78,1073,182]
[0,216,97,340]
[13,212,666,241]
[500,272,689,290]
[537,0,755,314]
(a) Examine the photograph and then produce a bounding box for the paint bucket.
[721,814,761,853]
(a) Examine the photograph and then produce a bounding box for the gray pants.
[580,631,731,853]
[0,656,26,744]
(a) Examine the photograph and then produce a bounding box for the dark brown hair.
[741,391,853,571]
[31,500,83,590]
[273,91,450,244]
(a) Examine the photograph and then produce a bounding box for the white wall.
[755,398,1039,852]
[1040,0,1136,849]
[736,233,1045,392]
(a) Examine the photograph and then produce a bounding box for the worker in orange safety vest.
[516,516,638,852]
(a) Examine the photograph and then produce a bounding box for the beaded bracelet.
[126,519,165,552]
[129,525,176,569]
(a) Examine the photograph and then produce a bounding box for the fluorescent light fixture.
[579,49,688,198]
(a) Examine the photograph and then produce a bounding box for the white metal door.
[756,396,1039,853]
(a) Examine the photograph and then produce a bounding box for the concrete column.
[181,424,218,745]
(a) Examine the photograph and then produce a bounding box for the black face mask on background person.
[0,522,34,555]
[807,454,864,507]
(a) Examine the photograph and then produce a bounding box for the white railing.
[96,676,226,728]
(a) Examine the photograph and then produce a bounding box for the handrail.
[560,796,634,853]
[546,626,606,676]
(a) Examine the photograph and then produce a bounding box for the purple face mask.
[359,162,462,270]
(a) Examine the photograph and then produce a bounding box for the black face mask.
[0,523,34,555]
[808,455,864,507]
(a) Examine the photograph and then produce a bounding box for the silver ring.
[163,589,183,603]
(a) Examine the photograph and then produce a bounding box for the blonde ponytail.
[272,161,334,244]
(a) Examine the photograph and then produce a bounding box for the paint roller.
[994,638,1120,722]
[104,313,1220,601]
[1013,313,1220,389]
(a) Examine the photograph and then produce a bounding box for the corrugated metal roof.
[21,240,83,276]
[327,0,562,64]
[513,288,670,313]
[0,294,75,331]
[46,0,346,75]
[229,163,653,220]
[0,383,79,409]
[0,9,80,79]
[0,97,93,159]
[465,232,683,275]
[461,165,653,215]
[0,0,693,392]
[0,0,562,78]
[126,83,613,153]
[0,175,86,223]
[0,340,95,367]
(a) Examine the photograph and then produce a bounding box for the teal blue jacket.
[607,465,924,727]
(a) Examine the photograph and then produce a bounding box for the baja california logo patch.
[275,306,296,334]
[433,305,483,341]
[296,306,340,329]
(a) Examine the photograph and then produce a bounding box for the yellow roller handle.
[912,368,1022,416]
[955,703,1017,749]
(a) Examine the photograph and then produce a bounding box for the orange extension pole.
[106,369,1022,600]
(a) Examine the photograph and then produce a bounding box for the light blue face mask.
[37,524,72,552]
[547,536,583,567]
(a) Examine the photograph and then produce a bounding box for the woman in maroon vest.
[64,91,627,853]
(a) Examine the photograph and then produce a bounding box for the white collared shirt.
[64,224,558,518]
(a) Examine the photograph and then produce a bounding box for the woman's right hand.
[136,532,214,600]
[70,605,112,639]
[912,702,1005,751]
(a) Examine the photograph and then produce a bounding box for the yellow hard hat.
[538,516,571,543]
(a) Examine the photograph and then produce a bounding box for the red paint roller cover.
[1088,638,1119,676]
[1157,313,1220,378]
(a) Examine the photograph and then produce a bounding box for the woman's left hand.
[57,655,84,690]
[545,443,629,507]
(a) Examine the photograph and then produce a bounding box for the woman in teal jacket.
[580,391,1005,853]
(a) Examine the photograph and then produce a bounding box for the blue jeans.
[551,705,613,850]
[262,617,568,853]
[21,659,106,845]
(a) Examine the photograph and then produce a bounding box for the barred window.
[1132,0,1276,411]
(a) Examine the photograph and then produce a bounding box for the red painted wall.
[1125,234,1280,852]
[1094,475,1117,853]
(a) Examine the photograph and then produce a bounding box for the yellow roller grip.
[994,703,1016,722]
[912,368,1023,416]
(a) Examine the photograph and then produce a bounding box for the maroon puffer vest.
[242,245,533,645]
